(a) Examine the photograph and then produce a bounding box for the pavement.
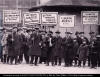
[0,62,100,74]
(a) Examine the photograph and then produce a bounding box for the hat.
[41,31,47,35]
[75,31,79,35]
[80,32,84,34]
[26,29,31,33]
[13,26,18,29]
[65,32,73,34]
[35,27,39,30]
[89,32,95,34]
[22,27,27,29]
[48,31,53,34]
[55,30,60,34]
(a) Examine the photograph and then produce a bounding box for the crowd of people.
[0,26,100,69]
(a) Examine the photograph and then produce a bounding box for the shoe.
[34,63,38,66]
[58,64,61,66]
[30,64,33,66]
[46,64,49,66]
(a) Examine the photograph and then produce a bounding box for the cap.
[65,32,73,34]
[13,26,18,29]
[22,27,27,29]
[35,27,39,30]
[89,32,95,34]
[75,31,79,35]
[55,30,61,34]
[80,32,84,34]
[48,31,53,34]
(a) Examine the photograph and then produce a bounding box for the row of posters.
[3,10,99,28]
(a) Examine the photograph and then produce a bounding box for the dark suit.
[51,36,62,65]
[63,36,74,66]
[28,33,42,65]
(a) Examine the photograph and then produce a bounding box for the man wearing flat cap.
[7,26,19,65]
[28,26,42,66]
[46,31,54,66]
[39,31,48,64]
[63,31,74,67]
[51,30,63,66]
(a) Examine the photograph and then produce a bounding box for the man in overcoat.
[51,30,62,66]
[7,27,18,64]
[28,27,42,66]
[63,32,74,67]
[46,31,54,66]
[39,31,48,64]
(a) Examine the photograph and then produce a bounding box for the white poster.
[3,10,21,24]
[23,12,40,25]
[41,12,58,25]
[82,11,99,24]
[59,15,75,27]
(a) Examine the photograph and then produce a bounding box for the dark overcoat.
[73,41,79,59]
[28,33,42,56]
[63,37,74,59]
[15,34,23,55]
[41,37,49,57]
[7,34,15,56]
[52,36,63,58]
[77,44,89,61]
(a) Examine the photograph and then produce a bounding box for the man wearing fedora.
[63,32,74,67]
[51,30,62,66]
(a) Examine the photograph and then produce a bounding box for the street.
[0,62,100,74]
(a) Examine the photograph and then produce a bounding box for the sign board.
[41,12,58,25]
[3,10,21,24]
[59,15,75,27]
[82,11,99,24]
[23,12,40,25]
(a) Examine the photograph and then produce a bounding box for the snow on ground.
[0,62,100,74]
